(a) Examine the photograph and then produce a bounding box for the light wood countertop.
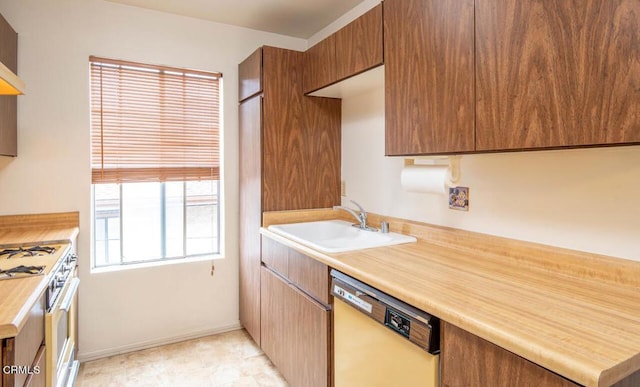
[261,209,640,387]
[0,212,79,339]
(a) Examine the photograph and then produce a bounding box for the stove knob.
[55,276,66,287]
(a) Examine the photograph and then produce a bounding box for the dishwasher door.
[332,270,439,387]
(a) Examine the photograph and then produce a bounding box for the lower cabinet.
[1,293,45,387]
[260,236,331,387]
[441,322,578,387]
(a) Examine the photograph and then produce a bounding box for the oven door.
[45,277,80,387]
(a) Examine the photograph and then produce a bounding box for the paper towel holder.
[403,155,461,187]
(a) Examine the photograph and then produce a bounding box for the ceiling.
[105,0,365,39]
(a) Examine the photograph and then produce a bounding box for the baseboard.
[77,321,242,362]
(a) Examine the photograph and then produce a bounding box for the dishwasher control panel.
[385,308,411,338]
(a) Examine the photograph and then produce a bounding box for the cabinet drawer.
[261,235,289,277]
[261,236,330,305]
[288,248,330,306]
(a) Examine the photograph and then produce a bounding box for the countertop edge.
[0,277,48,339]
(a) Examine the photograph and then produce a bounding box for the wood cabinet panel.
[384,0,475,155]
[300,96,341,210]
[260,266,289,378]
[441,322,578,387]
[238,48,262,102]
[238,46,340,347]
[262,47,305,211]
[286,281,330,387]
[261,235,289,277]
[476,0,640,150]
[335,4,383,81]
[262,236,331,306]
[263,47,340,212]
[303,35,337,94]
[0,13,17,157]
[23,345,45,387]
[1,294,44,387]
[260,266,330,387]
[239,95,262,345]
[287,247,330,306]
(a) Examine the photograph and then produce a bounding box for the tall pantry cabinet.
[238,46,341,345]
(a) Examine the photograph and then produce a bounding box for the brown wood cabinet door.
[23,345,45,387]
[300,96,341,210]
[238,48,262,102]
[239,96,263,345]
[260,266,290,379]
[263,47,341,212]
[303,35,337,94]
[261,266,330,387]
[476,0,640,150]
[335,4,383,81]
[262,47,305,211]
[0,13,18,157]
[286,280,330,387]
[384,0,475,155]
[441,322,579,387]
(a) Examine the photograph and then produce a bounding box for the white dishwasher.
[331,270,439,387]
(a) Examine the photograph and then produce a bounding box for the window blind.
[90,56,221,184]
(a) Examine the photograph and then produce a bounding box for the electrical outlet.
[448,186,469,211]
[341,180,346,196]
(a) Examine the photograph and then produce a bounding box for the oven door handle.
[59,277,80,312]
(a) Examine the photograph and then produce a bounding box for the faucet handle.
[349,200,367,217]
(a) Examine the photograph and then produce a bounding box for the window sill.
[90,253,224,274]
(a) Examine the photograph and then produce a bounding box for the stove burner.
[0,245,56,259]
[0,265,45,277]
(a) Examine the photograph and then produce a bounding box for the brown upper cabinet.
[384,0,640,156]
[304,34,337,94]
[238,48,262,102]
[384,0,475,155]
[0,13,18,157]
[475,0,640,151]
[304,4,383,94]
[335,4,383,82]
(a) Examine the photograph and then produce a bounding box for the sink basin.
[267,220,417,253]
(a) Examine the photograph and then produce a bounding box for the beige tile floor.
[77,329,288,386]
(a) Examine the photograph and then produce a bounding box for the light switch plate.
[449,187,469,211]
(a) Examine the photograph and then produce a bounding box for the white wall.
[0,0,306,360]
[341,87,640,262]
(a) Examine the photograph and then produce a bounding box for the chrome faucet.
[333,200,377,232]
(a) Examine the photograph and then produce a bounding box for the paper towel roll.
[400,164,448,194]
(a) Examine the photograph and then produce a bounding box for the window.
[90,56,222,267]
